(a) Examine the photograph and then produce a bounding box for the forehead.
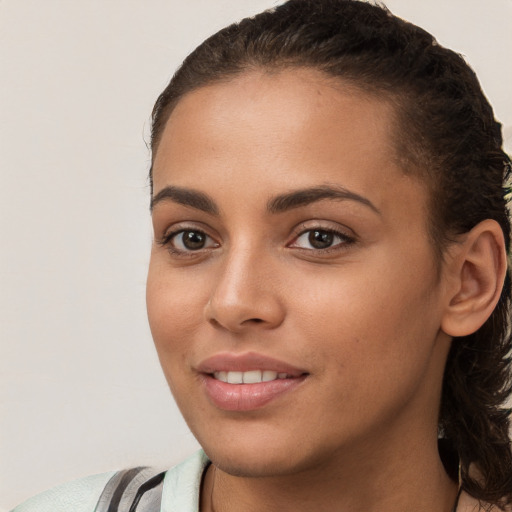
[163,68,397,143]
[152,68,426,221]
[155,70,396,169]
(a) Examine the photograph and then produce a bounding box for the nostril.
[208,316,263,326]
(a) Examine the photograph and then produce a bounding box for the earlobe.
[441,219,507,338]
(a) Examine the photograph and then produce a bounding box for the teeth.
[215,371,228,382]
[227,371,243,384]
[243,370,262,384]
[213,370,289,384]
[262,370,278,382]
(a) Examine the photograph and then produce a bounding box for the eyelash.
[289,227,356,253]
[158,227,218,256]
[157,225,356,257]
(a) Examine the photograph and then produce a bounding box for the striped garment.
[94,467,165,512]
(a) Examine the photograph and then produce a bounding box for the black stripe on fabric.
[106,467,146,512]
[128,471,166,512]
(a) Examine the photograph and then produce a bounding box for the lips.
[197,352,308,411]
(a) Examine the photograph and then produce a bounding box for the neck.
[201,432,458,512]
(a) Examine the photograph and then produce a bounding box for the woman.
[13,0,512,511]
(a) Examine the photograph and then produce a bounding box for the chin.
[206,448,307,478]
[197,429,331,479]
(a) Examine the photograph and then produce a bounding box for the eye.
[162,229,218,253]
[291,228,354,251]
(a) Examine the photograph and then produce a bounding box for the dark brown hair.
[150,0,512,505]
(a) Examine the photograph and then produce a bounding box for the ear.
[441,219,508,337]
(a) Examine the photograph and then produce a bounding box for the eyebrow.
[267,185,380,215]
[150,184,380,216]
[150,186,219,214]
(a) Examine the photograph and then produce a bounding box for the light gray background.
[1,1,511,510]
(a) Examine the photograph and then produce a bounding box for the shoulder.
[10,471,116,512]
[10,451,210,512]
[95,451,209,512]
[161,450,210,511]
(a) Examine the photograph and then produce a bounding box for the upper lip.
[197,351,307,377]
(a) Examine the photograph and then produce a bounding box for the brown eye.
[290,227,355,252]
[308,230,334,249]
[181,230,206,250]
[165,229,218,252]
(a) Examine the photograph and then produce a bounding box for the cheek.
[292,251,441,375]
[292,292,441,439]
[146,259,207,364]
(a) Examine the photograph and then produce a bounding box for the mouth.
[197,352,309,411]
[212,370,295,384]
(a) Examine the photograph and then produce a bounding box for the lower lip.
[201,374,306,411]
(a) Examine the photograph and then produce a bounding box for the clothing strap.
[94,467,166,512]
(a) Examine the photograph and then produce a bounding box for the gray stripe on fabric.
[94,467,165,512]
[94,468,145,512]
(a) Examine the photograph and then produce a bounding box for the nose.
[204,248,286,333]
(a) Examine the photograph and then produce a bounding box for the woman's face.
[147,69,452,477]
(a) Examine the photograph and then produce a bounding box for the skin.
[147,69,461,511]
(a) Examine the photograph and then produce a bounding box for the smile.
[197,352,308,411]
[213,370,291,384]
